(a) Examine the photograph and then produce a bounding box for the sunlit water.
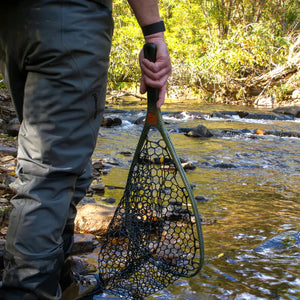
[89,102,300,300]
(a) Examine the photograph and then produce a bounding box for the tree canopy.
[108,0,300,103]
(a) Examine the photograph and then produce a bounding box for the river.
[90,101,300,300]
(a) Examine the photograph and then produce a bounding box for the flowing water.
[91,101,300,300]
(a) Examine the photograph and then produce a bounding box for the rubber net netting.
[98,137,201,299]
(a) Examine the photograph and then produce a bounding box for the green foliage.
[0,0,297,103]
[107,0,143,89]
[108,0,296,101]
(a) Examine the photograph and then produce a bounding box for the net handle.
[143,43,160,121]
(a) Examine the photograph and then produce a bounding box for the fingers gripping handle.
[143,43,159,110]
[143,43,157,63]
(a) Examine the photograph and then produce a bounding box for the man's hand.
[139,33,172,108]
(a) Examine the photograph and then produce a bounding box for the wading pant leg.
[0,1,113,299]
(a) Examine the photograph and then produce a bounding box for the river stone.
[90,183,105,192]
[254,94,277,108]
[254,231,300,254]
[213,163,237,168]
[185,124,213,138]
[195,195,210,202]
[181,161,196,170]
[101,117,114,127]
[101,197,116,204]
[74,203,115,235]
[78,196,96,205]
[0,145,17,157]
[5,118,20,137]
[134,116,146,125]
[292,89,300,100]
[71,233,98,254]
[112,117,122,126]
[273,105,300,118]
[92,160,104,170]
[219,111,249,118]
[244,113,281,120]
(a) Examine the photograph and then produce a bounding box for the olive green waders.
[0,0,113,298]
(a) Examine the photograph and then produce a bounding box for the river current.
[91,102,300,300]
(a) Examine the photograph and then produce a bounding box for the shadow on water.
[92,102,300,300]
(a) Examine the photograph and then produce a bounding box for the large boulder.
[75,203,115,236]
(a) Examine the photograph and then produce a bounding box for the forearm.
[127,0,161,27]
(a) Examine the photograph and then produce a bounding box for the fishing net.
[98,135,203,299]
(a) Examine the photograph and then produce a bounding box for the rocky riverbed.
[1,88,300,298]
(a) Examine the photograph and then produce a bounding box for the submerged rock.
[254,231,300,253]
[71,233,99,254]
[213,163,237,169]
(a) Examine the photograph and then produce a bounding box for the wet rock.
[212,111,230,119]
[221,129,252,137]
[71,233,99,254]
[63,256,94,276]
[195,195,210,202]
[75,203,116,235]
[213,163,237,169]
[92,160,104,171]
[177,127,193,134]
[171,111,206,120]
[273,105,300,118]
[101,117,122,127]
[103,157,121,166]
[78,196,96,205]
[101,117,114,127]
[90,183,105,192]
[0,146,17,157]
[5,118,20,137]
[102,197,116,204]
[113,117,122,126]
[181,161,196,170]
[254,231,300,253]
[134,116,146,125]
[264,130,300,138]
[185,124,213,138]
[245,113,293,121]
[219,111,249,118]
[119,151,132,157]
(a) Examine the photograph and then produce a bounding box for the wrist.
[144,32,165,43]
